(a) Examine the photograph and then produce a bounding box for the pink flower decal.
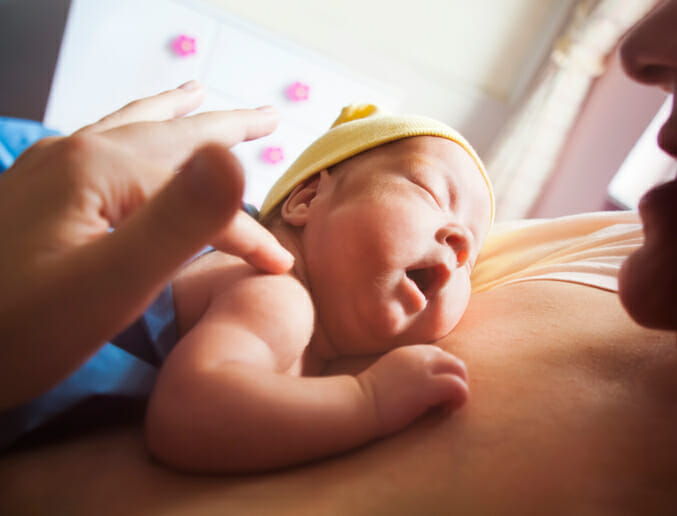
[261,146,285,164]
[171,35,197,57]
[285,81,310,102]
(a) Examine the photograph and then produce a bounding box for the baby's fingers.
[409,346,468,408]
[431,370,469,410]
[429,349,468,381]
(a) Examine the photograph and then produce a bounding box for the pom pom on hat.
[330,103,382,128]
[259,104,494,222]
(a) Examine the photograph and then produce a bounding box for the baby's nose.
[435,223,472,268]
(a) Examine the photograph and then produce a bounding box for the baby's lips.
[400,272,428,314]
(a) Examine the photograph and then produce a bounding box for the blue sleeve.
[0,117,61,173]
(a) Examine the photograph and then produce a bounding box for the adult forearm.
[0,237,165,411]
[0,295,124,411]
[0,86,289,411]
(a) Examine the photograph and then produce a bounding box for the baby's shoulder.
[174,250,314,340]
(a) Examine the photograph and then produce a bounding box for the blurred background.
[0,0,673,217]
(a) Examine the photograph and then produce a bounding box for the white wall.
[44,0,407,207]
[43,0,576,207]
[201,0,576,151]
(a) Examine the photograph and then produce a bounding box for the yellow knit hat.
[258,104,494,222]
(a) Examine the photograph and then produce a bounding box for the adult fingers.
[100,106,280,170]
[77,80,205,133]
[91,132,293,272]
[49,144,247,346]
[212,211,294,274]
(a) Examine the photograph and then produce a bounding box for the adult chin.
[619,177,677,330]
[618,241,677,331]
[658,117,677,159]
[657,93,677,156]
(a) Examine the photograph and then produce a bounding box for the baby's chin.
[374,306,466,350]
[415,296,469,341]
[325,292,469,356]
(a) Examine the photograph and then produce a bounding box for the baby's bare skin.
[147,250,467,473]
[145,136,491,473]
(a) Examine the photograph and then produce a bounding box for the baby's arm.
[146,259,467,473]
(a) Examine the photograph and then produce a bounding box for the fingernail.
[179,80,201,91]
[256,105,278,114]
[281,248,295,267]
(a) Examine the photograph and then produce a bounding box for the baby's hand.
[358,345,468,436]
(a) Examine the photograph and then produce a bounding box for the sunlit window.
[608,96,677,209]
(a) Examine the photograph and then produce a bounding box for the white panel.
[45,0,219,133]
[188,90,317,207]
[233,119,317,209]
[203,19,400,132]
[44,0,401,206]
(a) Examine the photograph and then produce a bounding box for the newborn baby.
[146,104,495,473]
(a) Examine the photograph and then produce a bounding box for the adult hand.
[0,82,293,409]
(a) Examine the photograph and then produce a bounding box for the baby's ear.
[281,171,324,226]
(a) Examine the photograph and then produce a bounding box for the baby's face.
[301,136,492,355]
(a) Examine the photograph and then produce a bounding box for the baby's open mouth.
[405,264,450,300]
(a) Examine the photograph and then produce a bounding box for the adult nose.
[619,4,677,93]
[435,222,472,268]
